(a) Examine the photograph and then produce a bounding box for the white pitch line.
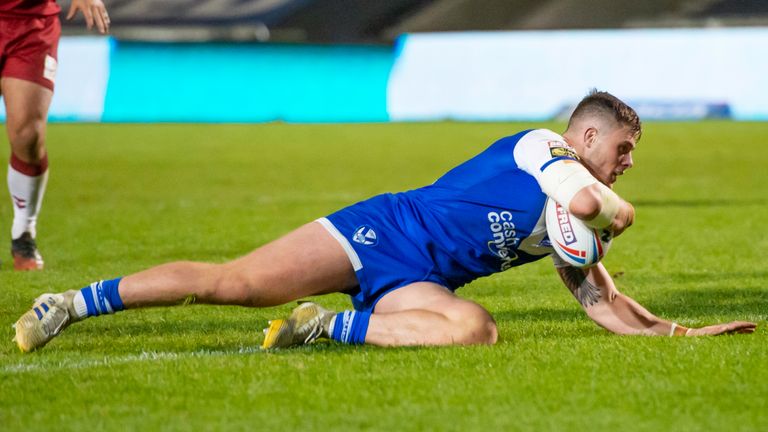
[1,346,263,375]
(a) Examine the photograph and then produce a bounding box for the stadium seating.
[58,0,768,42]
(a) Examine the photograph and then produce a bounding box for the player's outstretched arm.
[554,260,757,336]
[67,0,110,34]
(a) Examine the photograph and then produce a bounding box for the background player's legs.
[366,282,498,346]
[118,221,359,308]
[2,77,51,163]
[2,77,52,270]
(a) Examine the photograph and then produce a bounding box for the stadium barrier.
[1,39,394,123]
[387,28,768,121]
[1,27,766,122]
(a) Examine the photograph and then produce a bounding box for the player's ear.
[584,127,598,148]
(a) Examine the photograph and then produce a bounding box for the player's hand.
[610,200,634,237]
[67,0,110,34]
[686,321,757,336]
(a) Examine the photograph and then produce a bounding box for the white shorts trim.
[315,217,363,271]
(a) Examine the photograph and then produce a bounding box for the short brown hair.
[568,90,642,140]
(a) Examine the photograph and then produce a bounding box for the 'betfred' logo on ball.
[555,203,577,245]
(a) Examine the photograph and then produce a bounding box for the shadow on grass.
[645,270,768,284]
[494,307,583,323]
[638,287,767,316]
[79,314,264,337]
[494,287,767,325]
[633,198,767,208]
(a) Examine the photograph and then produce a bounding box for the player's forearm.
[557,264,684,336]
[586,293,688,336]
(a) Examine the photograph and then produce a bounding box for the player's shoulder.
[512,128,581,174]
[517,129,578,155]
[492,128,563,149]
[519,128,567,144]
[513,128,568,154]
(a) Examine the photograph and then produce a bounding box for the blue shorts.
[318,193,451,313]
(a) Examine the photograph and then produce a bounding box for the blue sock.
[79,277,125,317]
[331,310,371,345]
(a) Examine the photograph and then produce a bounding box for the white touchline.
[2,346,263,375]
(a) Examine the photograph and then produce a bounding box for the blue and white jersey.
[395,128,579,287]
[323,128,582,311]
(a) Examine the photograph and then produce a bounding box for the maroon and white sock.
[7,154,49,240]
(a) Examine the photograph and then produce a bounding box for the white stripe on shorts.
[315,217,363,271]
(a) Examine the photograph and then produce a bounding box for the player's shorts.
[318,193,452,313]
[0,14,60,91]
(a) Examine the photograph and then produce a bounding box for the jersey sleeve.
[512,129,580,181]
[513,129,599,205]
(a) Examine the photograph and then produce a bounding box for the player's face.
[583,124,636,186]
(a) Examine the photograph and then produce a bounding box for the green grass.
[1,121,766,431]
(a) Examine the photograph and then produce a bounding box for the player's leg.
[365,282,498,346]
[2,77,52,270]
[14,221,358,352]
[118,221,358,307]
[265,282,498,349]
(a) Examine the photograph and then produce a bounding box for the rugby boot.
[13,290,81,353]
[262,302,336,349]
[11,232,44,271]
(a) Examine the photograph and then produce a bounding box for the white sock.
[72,291,89,319]
[8,158,49,239]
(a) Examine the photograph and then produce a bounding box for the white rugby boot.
[262,302,336,349]
[13,290,81,352]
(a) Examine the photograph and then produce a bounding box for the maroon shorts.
[0,14,61,91]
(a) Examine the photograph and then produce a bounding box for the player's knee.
[210,274,244,303]
[8,119,46,161]
[211,270,257,305]
[464,315,498,345]
[453,307,498,345]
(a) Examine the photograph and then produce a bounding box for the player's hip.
[319,193,499,310]
[0,15,60,58]
[0,15,60,91]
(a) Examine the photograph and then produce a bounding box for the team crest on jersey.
[549,147,579,159]
[547,141,579,159]
[353,225,378,246]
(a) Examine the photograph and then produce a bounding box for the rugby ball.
[545,198,612,268]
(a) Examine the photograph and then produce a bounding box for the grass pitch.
[0,121,766,431]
